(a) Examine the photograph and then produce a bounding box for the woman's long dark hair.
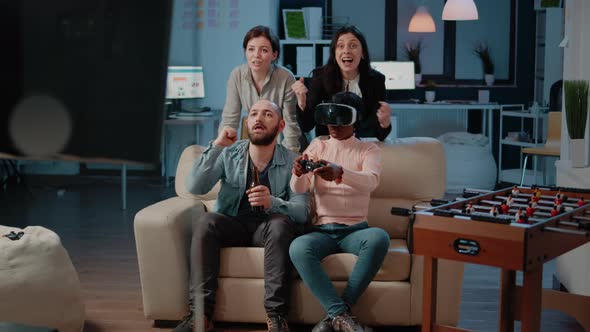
[318,25,372,95]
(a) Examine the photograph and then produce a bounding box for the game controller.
[298,159,326,173]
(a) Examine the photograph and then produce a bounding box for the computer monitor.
[1,1,173,165]
[370,61,416,90]
[166,66,205,113]
[166,66,206,99]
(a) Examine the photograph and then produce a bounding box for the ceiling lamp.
[442,0,479,21]
[408,6,436,32]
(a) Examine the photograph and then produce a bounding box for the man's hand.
[246,185,271,210]
[213,126,237,148]
[313,160,343,182]
[291,77,308,111]
[377,101,392,128]
[292,154,309,177]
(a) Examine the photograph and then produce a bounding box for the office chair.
[549,80,563,113]
[519,112,561,186]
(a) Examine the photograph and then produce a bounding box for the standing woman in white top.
[220,25,301,152]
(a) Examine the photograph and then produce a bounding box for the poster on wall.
[183,0,240,30]
[283,9,307,39]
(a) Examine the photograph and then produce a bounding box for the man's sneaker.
[172,313,213,332]
[312,315,334,332]
[266,315,290,332]
[331,312,365,332]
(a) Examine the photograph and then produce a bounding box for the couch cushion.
[218,239,410,282]
[368,197,416,240]
[370,138,446,239]
[372,138,446,200]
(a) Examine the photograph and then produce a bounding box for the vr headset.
[314,103,358,126]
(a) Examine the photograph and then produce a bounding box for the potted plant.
[405,41,422,85]
[473,42,495,86]
[425,79,436,103]
[564,80,589,167]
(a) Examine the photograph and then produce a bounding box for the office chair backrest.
[545,112,561,150]
[549,80,563,113]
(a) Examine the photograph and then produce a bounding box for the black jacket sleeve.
[357,70,391,141]
[373,73,392,141]
[297,70,328,133]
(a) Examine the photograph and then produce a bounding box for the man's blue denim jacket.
[185,140,310,224]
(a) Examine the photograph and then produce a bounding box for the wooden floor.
[0,175,584,332]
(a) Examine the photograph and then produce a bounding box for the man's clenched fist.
[214,126,238,148]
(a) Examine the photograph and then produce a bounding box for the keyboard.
[389,99,421,104]
[182,106,211,113]
[440,100,477,105]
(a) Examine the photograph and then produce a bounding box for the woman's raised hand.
[291,77,308,111]
[377,101,392,128]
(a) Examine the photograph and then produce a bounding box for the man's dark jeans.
[189,212,302,319]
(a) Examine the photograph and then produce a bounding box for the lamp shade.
[442,0,479,21]
[409,6,436,32]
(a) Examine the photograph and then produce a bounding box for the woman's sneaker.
[331,312,372,332]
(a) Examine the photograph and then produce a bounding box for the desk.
[163,111,221,186]
[389,102,501,150]
[0,152,140,210]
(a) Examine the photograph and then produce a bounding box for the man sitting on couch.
[289,92,390,332]
[180,100,310,332]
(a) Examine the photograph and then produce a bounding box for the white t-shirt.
[342,75,362,97]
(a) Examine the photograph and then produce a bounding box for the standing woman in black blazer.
[291,25,392,141]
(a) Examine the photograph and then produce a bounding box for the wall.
[163,0,278,175]
[557,0,590,170]
[543,8,564,106]
[169,0,278,110]
[332,0,385,60]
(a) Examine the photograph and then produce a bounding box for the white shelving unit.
[498,104,549,184]
[279,39,330,77]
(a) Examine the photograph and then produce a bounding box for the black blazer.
[297,67,392,141]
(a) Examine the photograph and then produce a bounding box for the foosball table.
[410,186,590,332]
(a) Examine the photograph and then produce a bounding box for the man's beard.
[248,124,279,146]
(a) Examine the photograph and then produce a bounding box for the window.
[386,0,516,85]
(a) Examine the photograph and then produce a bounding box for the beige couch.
[134,137,465,327]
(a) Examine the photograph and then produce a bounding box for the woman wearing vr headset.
[291,25,392,142]
[220,25,301,152]
[289,92,390,332]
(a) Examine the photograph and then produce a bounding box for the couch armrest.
[409,255,465,326]
[134,196,206,320]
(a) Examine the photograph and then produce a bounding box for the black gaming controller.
[298,159,326,173]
